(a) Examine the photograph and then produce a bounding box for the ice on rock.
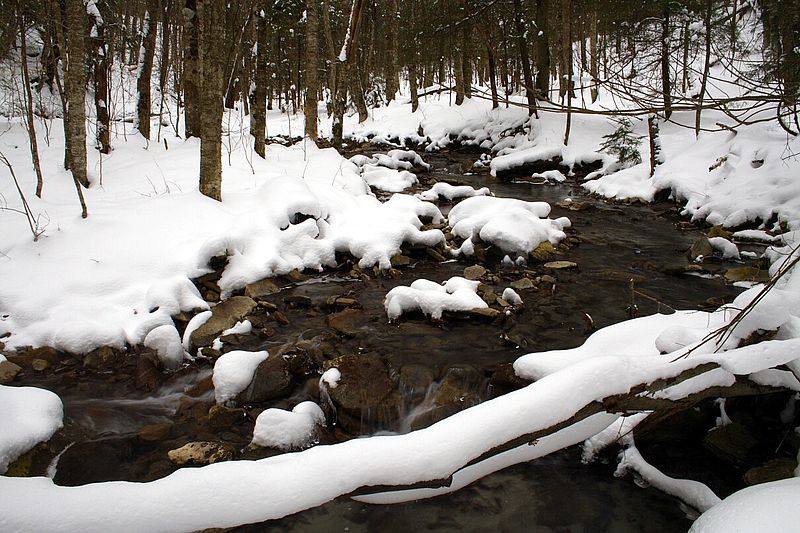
[212,350,269,405]
[385,276,487,320]
[143,324,185,370]
[251,401,325,451]
[449,196,570,255]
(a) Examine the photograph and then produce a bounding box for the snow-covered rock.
[143,325,185,370]
[251,402,325,451]
[384,277,487,320]
[0,385,63,474]
[415,182,490,202]
[212,350,269,405]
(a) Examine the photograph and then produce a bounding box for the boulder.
[167,441,235,466]
[390,255,413,268]
[466,308,503,320]
[688,237,714,261]
[744,457,798,486]
[137,423,173,442]
[326,308,367,337]
[530,241,556,262]
[236,354,293,404]
[703,422,760,464]
[724,267,771,283]
[244,278,281,300]
[510,278,535,291]
[54,436,136,486]
[208,404,245,430]
[708,225,733,240]
[408,365,485,430]
[464,265,487,280]
[544,260,578,270]
[190,296,258,350]
[0,360,21,384]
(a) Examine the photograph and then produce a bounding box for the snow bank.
[0,385,63,474]
[415,182,491,202]
[689,478,800,532]
[448,196,570,256]
[251,402,325,450]
[212,350,269,405]
[384,276,487,320]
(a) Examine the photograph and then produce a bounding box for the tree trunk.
[695,0,713,137]
[487,41,499,109]
[251,6,268,157]
[563,0,573,145]
[157,0,173,140]
[332,0,365,151]
[304,0,319,140]
[589,7,598,103]
[18,11,45,197]
[661,4,672,119]
[183,0,200,138]
[513,0,536,115]
[137,0,159,139]
[87,0,111,153]
[384,0,399,102]
[64,0,89,188]
[352,60,369,123]
[198,0,225,200]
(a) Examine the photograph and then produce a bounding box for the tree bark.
[384,0,399,102]
[64,0,89,188]
[661,4,672,119]
[332,0,365,151]
[18,11,45,197]
[87,0,111,153]
[198,0,225,200]
[695,0,713,137]
[183,0,200,138]
[137,0,159,139]
[304,0,319,140]
[512,0,536,115]
[251,6,268,157]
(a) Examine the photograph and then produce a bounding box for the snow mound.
[502,288,523,306]
[415,182,491,202]
[384,276,487,320]
[0,385,63,473]
[448,196,571,256]
[143,324,185,370]
[689,478,800,532]
[251,401,325,451]
[212,350,269,405]
[362,166,418,192]
[490,145,563,177]
[708,237,740,260]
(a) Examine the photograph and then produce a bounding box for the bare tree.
[64,0,89,189]
[304,0,319,141]
[198,0,226,200]
[137,0,159,139]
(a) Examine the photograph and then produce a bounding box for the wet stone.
[466,308,504,320]
[544,261,578,270]
[190,296,258,350]
[0,360,22,384]
[464,265,487,280]
[724,267,771,283]
[135,352,163,392]
[54,436,137,486]
[510,278,535,291]
[326,308,367,337]
[244,278,281,300]
[208,404,245,430]
[744,457,798,486]
[324,354,398,433]
[167,441,236,466]
[390,255,413,267]
[138,423,173,442]
[703,422,760,464]
[708,225,733,240]
[530,241,557,262]
[687,237,714,261]
[236,355,293,405]
[284,295,313,308]
[272,311,290,326]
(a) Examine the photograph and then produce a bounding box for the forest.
[1,0,800,531]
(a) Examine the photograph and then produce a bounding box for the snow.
[415,182,490,202]
[689,478,800,532]
[502,288,523,306]
[0,385,63,474]
[182,311,212,351]
[384,276,487,320]
[251,401,325,450]
[211,350,269,405]
[448,196,570,256]
[708,237,740,260]
[320,367,341,388]
[143,324,185,370]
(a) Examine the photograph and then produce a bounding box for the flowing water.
[15,147,760,531]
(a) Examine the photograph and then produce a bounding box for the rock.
[688,237,714,261]
[390,255,413,267]
[744,457,798,486]
[464,265,487,280]
[25,346,61,366]
[0,360,22,384]
[724,267,771,283]
[325,296,360,309]
[135,352,163,392]
[189,296,257,351]
[244,278,281,300]
[82,346,120,369]
[326,308,366,337]
[324,354,399,433]
[236,354,293,404]
[31,358,50,371]
[544,261,577,270]
[409,365,485,430]
[530,241,556,261]
[703,422,760,464]
[138,423,172,442]
[208,404,245,430]
[661,263,706,276]
[399,364,435,401]
[54,436,136,486]
[555,199,592,211]
[466,308,503,320]
[284,295,312,308]
[272,311,290,326]
[167,441,235,466]
[490,363,530,394]
[708,225,733,240]
[426,248,447,262]
[510,278,535,290]
[596,270,647,283]
[481,290,498,305]
[285,269,308,282]
[539,275,557,284]
[187,373,214,397]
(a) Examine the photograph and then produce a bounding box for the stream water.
[14,147,757,531]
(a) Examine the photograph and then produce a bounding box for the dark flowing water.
[15,147,757,531]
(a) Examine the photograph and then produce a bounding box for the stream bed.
[9,147,760,532]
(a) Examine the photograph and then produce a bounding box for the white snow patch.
[0,385,63,474]
[143,324,185,370]
[251,402,325,451]
[212,350,269,405]
[385,276,487,320]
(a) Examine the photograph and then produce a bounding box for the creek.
[13,147,758,531]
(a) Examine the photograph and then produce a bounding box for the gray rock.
[544,260,578,270]
[190,296,258,350]
[510,278,535,290]
[466,307,503,320]
[326,308,366,337]
[167,441,235,466]
[236,354,293,404]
